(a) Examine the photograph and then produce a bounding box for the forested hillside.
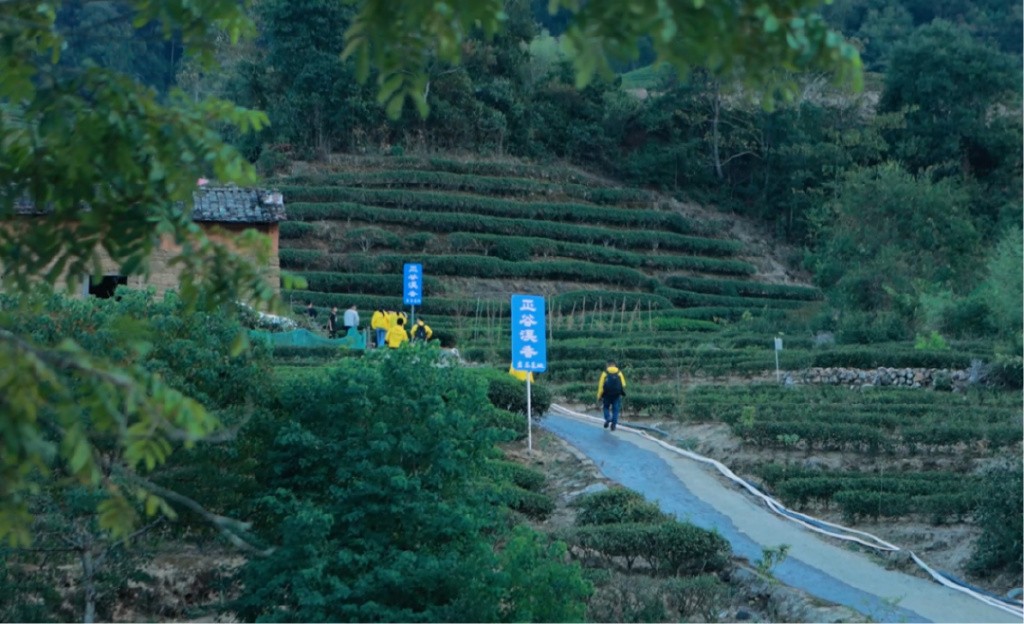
[207,0,1020,354]
[45,0,1021,351]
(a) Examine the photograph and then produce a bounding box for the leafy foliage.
[968,466,1024,576]
[0,0,278,545]
[235,348,590,621]
[0,291,270,546]
[341,0,861,118]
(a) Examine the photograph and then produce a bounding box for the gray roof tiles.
[10,185,287,224]
[191,185,287,223]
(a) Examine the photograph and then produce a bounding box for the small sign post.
[511,295,547,453]
[403,263,423,326]
[774,337,783,383]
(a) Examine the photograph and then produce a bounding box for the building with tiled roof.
[10,184,287,297]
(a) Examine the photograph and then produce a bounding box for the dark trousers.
[602,396,622,425]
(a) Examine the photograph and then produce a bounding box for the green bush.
[479,369,552,417]
[968,467,1024,576]
[487,460,547,492]
[501,485,557,520]
[988,355,1023,389]
[573,488,666,526]
[666,574,731,621]
[568,522,730,576]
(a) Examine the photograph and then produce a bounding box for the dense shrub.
[573,488,666,526]
[487,460,547,492]
[500,485,557,520]
[968,467,1024,576]
[568,522,730,576]
[480,368,553,417]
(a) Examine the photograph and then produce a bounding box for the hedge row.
[834,490,977,523]
[755,464,969,487]
[566,522,730,576]
[446,233,756,275]
[284,170,654,205]
[284,201,742,256]
[296,271,446,296]
[281,232,756,276]
[572,489,667,525]
[313,156,628,187]
[283,187,694,234]
[686,384,1022,408]
[486,460,547,492]
[711,403,1014,428]
[284,288,678,316]
[735,420,1020,452]
[654,286,809,310]
[293,253,658,289]
[775,475,975,506]
[664,275,822,301]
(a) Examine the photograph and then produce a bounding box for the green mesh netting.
[250,328,367,350]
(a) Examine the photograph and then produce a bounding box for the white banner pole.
[526,377,533,454]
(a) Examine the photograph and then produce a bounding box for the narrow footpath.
[541,407,1021,624]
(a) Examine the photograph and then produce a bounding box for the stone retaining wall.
[793,367,970,390]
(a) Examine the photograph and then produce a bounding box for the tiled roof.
[9,185,287,223]
[192,185,287,223]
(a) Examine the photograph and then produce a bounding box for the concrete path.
[540,409,1020,624]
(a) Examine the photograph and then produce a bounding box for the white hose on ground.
[549,404,1024,619]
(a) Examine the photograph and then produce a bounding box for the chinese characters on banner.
[403,263,423,305]
[511,294,547,373]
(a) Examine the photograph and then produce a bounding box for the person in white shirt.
[343,304,360,335]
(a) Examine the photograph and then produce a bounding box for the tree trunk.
[80,539,97,624]
[711,81,724,180]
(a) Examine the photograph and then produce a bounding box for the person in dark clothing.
[596,360,627,431]
[306,301,318,320]
[328,306,339,339]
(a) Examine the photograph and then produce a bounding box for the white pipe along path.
[543,404,1023,624]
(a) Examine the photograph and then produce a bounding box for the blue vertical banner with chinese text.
[403,263,423,306]
[511,294,547,373]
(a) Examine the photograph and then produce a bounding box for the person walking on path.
[371,308,387,348]
[327,306,339,339]
[410,318,432,342]
[385,316,409,349]
[343,304,360,335]
[596,360,626,431]
[306,301,318,321]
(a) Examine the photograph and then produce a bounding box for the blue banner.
[403,263,423,305]
[511,294,547,373]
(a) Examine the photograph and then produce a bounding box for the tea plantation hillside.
[273,155,1022,591]
[275,156,985,382]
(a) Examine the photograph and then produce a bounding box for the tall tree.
[879,20,1017,179]
[343,0,863,117]
[808,162,979,332]
[0,0,274,546]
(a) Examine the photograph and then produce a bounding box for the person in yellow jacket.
[385,316,409,349]
[596,360,626,431]
[508,365,534,383]
[370,308,387,348]
[410,318,433,342]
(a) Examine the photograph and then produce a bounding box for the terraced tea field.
[272,156,1022,594]
[275,156,987,378]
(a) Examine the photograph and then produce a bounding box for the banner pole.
[526,377,533,454]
